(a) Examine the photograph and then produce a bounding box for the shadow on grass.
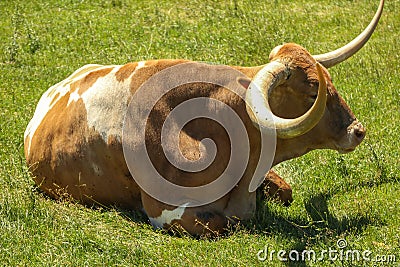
[247,189,385,266]
[303,192,381,236]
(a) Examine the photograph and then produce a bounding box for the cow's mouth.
[335,139,360,153]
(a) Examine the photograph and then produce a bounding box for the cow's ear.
[237,77,252,90]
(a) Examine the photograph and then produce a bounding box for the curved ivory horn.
[313,0,384,68]
[245,62,327,139]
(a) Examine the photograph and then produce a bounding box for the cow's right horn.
[313,0,384,68]
[245,62,327,139]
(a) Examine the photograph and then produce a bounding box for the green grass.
[1,0,399,266]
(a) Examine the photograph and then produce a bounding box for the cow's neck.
[273,137,316,166]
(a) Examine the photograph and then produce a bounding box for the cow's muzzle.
[337,121,366,153]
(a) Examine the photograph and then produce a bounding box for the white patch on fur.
[79,62,147,143]
[149,203,189,229]
[80,67,129,143]
[68,90,81,106]
[137,60,146,69]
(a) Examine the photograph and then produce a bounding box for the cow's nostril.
[354,124,366,140]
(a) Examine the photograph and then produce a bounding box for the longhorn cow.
[24,0,383,236]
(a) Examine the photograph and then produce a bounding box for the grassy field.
[0,0,399,265]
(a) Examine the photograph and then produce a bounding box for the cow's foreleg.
[259,170,293,206]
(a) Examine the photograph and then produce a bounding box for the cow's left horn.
[313,0,384,68]
[245,62,327,139]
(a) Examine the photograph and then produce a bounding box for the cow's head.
[242,0,383,161]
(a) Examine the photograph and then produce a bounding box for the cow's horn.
[245,62,327,139]
[313,0,384,68]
